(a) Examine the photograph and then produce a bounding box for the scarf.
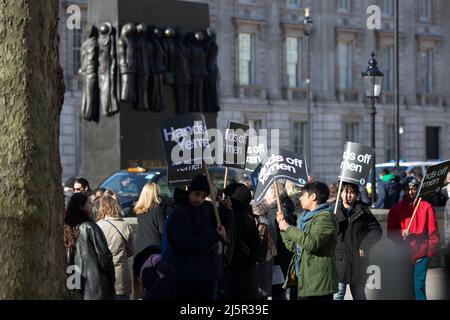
[295,203,331,277]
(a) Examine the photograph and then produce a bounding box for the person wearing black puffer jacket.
[334,182,383,300]
[265,181,296,300]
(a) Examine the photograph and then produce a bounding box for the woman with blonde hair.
[97,195,134,300]
[134,182,170,255]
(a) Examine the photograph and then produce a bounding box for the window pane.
[421,48,433,94]
[239,33,254,85]
[293,122,307,156]
[337,0,351,11]
[381,0,393,16]
[344,122,359,143]
[286,37,301,88]
[382,46,394,92]
[420,0,432,21]
[338,42,352,90]
[386,124,395,161]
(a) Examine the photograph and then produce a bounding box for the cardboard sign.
[417,160,450,198]
[338,142,374,187]
[223,122,249,170]
[159,113,212,186]
[245,136,267,172]
[253,149,308,203]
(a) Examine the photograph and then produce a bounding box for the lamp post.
[362,52,383,206]
[303,7,313,174]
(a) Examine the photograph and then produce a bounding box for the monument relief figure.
[118,23,138,104]
[98,22,119,116]
[205,28,220,113]
[135,23,151,111]
[80,25,100,122]
[163,27,176,85]
[188,31,208,112]
[150,27,167,112]
[173,28,192,114]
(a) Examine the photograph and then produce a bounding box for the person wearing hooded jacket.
[374,169,402,209]
[163,174,229,300]
[222,183,260,300]
[333,182,382,300]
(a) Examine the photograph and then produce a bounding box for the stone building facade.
[58,0,450,184]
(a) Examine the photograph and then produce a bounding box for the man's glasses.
[74,187,84,192]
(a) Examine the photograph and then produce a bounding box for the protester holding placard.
[276,182,338,300]
[333,182,382,300]
[387,177,440,300]
[265,182,296,300]
[163,174,229,300]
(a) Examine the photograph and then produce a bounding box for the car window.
[100,172,152,197]
[151,172,172,197]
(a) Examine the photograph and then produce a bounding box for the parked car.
[97,166,244,217]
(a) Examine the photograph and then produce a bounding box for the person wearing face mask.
[163,174,229,300]
[333,182,382,300]
[388,176,440,300]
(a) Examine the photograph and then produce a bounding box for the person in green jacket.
[276,181,338,300]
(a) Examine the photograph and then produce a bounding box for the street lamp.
[303,7,313,174]
[362,52,383,206]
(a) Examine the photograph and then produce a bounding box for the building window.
[386,123,395,161]
[421,48,433,94]
[381,0,394,16]
[238,33,255,86]
[239,0,256,4]
[71,18,86,76]
[287,0,300,6]
[419,0,432,21]
[381,45,394,92]
[338,41,353,90]
[344,122,360,143]
[426,126,440,160]
[292,121,307,156]
[286,37,302,88]
[337,0,352,12]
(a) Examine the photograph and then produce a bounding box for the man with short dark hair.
[374,168,401,209]
[387,176,440,300]
[276,181,338,300]
[74,177,91,194]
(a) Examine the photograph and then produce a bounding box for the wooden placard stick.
[203,162,221,226]
[404,197,422,239]
[273,181,282,213]
[224,167,229,189]
[333,179,344,215]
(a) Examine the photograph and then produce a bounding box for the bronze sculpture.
[173,28,192,114]
[80,25,100,122]
[98,22,119,116]
[118,23,137,103]
[135,23,151,111]
[163,27,176,85]
[205,28,220,112]
[188,31,208,112]
[150,27,167,112]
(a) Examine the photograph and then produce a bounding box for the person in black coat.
[265,182,296,300]
[223,183,260,300]
[164,174,228,300]
[334,182,383,300]
[374,169,402,209]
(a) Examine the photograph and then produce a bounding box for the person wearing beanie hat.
[162,173,229,300]
[188,174,210,195]
[387,175,440,300]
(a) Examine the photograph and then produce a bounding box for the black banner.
[417,160,450,198]
[338,142,374,187]
[223,122,249,170]
[253,149,308,203]
[159,113,211,186]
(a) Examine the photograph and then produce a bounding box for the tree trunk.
[0,0,65,299]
